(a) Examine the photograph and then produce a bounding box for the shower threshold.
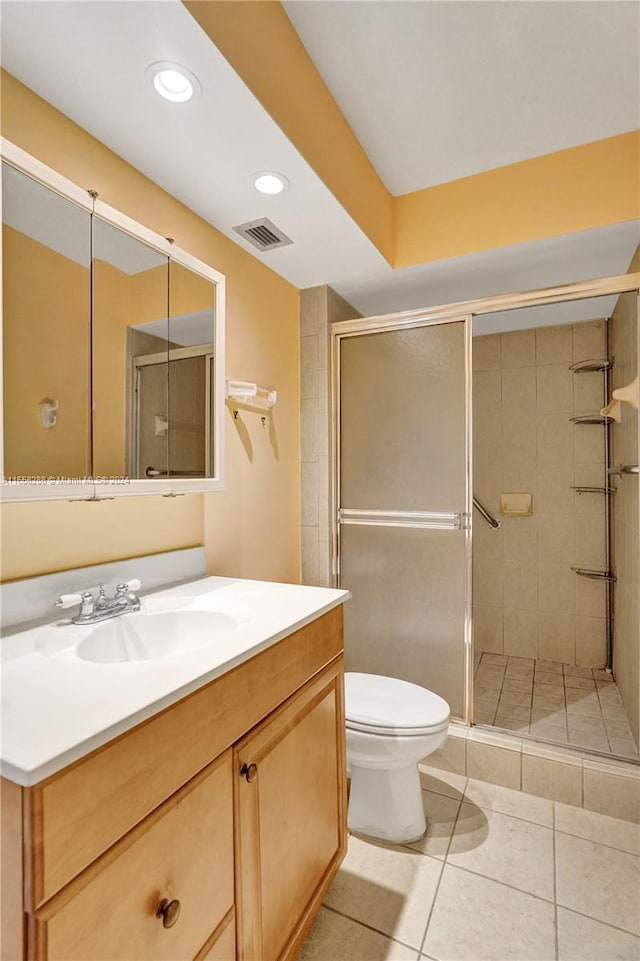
[474,652,639,763]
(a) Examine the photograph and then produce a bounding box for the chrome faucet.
[55,579,143,625]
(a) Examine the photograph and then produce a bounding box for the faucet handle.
[55,593,83,609]
[116,579,142,595]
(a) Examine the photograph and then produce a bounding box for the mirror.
[167,261,216,480]
[1,146,225,500]
[91,216,169,481]
[2,162,92,481]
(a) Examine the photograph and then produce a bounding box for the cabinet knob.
[156,897,181,928]
[240,762,258,783]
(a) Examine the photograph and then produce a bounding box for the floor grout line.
[552,903,640,941]
[320,903,420,953]
[458,799,554,830]
[442,860,557,906]
[416,858,446,959]
[416,790,467,957]
[418,777,467,804]
[440,794,464,860]
[552,825,640,858]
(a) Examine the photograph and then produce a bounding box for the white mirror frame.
[0,138,226,502]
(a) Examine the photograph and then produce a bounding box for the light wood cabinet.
[0,606,346,961]
[235,661,347,961]
[195,910,236,961]
[31,752,234,961]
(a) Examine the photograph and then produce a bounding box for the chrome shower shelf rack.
[569,344,615,671]
[570,414,614,425]
[571,486,616,495]
[569,357,612,373]
[571,567,617,582]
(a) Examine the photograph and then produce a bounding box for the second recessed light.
[254,171,289,195]
[147,61,200,103]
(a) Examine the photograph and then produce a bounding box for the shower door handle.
[339,509,468,531]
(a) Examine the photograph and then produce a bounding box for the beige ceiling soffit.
[394,131,640,269]
[182,0,394,265]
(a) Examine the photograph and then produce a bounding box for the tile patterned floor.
[298,768,640,961]
[474,653,639,759]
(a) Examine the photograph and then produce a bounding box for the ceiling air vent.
[233,218,292,252]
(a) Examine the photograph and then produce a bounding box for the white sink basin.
[1,570,350,785]
[77,610,239,663]
[33,598,251,664]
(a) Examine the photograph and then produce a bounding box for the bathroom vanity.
[0,571,349,961]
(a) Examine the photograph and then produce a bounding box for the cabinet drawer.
[196,909,236,961]
[31,751,234,961]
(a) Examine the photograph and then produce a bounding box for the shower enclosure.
[471,296,638,760]
[129,346,214,480]
[334,316,473,720]
[330,272,639,756]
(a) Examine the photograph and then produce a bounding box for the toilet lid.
[345,672,450,736]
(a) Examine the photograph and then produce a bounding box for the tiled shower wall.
[609,273,639,746]
[300,286,360,587]
[473,320,608,667]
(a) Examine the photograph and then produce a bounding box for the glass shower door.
[337,318,471,719]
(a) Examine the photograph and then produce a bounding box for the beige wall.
[92,257,130,478]
[299,286,360,586]
[609,246,640,747]
[3,226,91,478]
[1,71,300,584]
[473,319,609,667]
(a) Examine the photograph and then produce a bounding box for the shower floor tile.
[474,654,639,760]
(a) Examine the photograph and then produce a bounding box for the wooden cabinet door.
[234,657,347,961]
[32,752,234,961]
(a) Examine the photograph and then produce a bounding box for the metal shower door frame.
[330,272,640,730]
[131,343,215,479]
[331,312,475,724]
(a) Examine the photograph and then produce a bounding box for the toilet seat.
[345,672,450,737]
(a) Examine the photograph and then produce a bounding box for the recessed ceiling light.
[253,171,289,195]
[147,61,200,103]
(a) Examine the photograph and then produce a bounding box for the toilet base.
[348,761,426,843]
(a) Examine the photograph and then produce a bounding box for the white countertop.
[0,576,349,786]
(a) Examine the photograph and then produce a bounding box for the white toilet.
[345,672,450,843]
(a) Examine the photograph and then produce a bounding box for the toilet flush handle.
[240,762,258,783]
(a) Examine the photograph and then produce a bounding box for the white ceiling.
[0,0,387,290]
[1,0,638,322]
[3,161,170,273]
[2,162,91,267]
[283,0,640,195]
[133,312,212,346]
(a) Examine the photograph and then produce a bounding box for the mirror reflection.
[2,162,219,487]
[167,261,216,480]
[91,221,217,481]
[91,217,169,480]
[2,162,91,480]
